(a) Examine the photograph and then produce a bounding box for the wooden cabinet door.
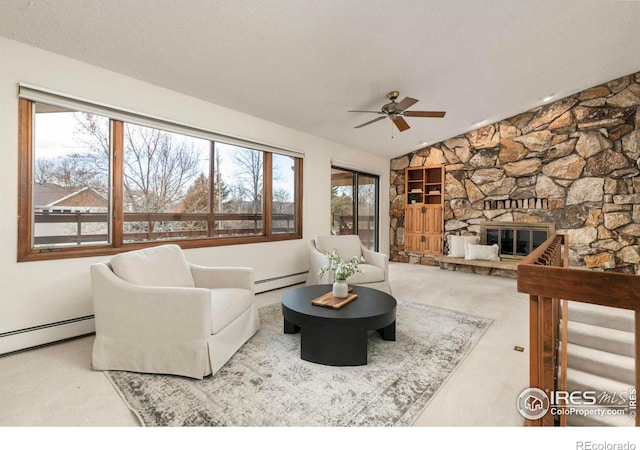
[406,233,442,254]
[423,234,443,254]
[424,206,443,254]
[406,206,443,254]
[404,202,443,255]
[405,234,423,253]
[423,206,442,234]
[405,205,424,234]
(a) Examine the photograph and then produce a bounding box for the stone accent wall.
[390,72,640,274]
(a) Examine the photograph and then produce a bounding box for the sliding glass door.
[330,167,379,251]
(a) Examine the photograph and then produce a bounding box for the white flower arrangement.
[318,249,365,281]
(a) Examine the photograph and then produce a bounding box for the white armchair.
[307,235,391,294]
[90,244,259,379]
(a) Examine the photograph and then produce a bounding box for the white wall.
[0,37,390,353]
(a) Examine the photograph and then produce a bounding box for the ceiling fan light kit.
[350,91,446,132]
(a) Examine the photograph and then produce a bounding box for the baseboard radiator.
[0,315,96,356]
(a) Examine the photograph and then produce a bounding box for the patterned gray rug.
[105,300,493,427]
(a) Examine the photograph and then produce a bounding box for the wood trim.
[527,294,557,426]
[518,264,640,310]
[559,298,568,426]
[17,99,34,262]
[296,157,303,236]
[527,294,540,426]
[208,141,216,235]
[263,152,273,236]
[540,295,556,426]
[17,232,303,262]
[111,120,124,247]
[16,99,304,262]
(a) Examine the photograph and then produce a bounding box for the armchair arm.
[362,246,389,280]
[307,239,333,284]
[91,263,212,340]
[189,264,255,292]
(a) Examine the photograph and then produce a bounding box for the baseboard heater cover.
[255,271,308,293]
[0,315,95,356]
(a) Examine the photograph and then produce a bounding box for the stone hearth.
[390,72,640,274]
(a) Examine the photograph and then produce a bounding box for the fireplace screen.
[482,222,554,259]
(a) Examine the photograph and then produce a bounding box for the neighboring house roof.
[33,183,108,209]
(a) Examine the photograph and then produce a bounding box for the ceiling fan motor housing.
[382,102,397,114]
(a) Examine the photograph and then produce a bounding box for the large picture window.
[18,91,303,261]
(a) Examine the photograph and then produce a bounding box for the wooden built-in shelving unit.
[404,165,444,254]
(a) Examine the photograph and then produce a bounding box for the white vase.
[332,279,349,298]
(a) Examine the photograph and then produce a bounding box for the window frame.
[17,98,303,262]
[330,166,379,252]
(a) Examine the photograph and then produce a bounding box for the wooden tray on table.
[311,288,358,309]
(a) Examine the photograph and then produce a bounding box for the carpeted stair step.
[566,321,634,358]
[561,302,636,427]
[566,302,634,333]
[566,367,634,401]
[564,368,635,426]
[566,342,635,386]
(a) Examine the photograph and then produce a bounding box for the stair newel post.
[542,294,558,426]
[528,292,557,426]
[559,298,568,427]
[528,293,541,426]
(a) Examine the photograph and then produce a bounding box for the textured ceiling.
[1,0,640,159]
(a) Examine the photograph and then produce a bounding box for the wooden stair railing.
[517,233,640,426]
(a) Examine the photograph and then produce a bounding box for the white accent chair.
[90,244,259,379]
[307,235,391,294]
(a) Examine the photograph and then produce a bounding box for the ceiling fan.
[349,91,446,132]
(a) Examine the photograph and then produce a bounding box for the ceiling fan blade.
[392,116,410,132]
[394,96,419,112]
[404,110,447,118]
[348,110,384,114]
[354,116,386,129]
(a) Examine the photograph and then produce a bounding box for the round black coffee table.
[281,284,396,366]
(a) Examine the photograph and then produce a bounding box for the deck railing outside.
[33,210,297,246]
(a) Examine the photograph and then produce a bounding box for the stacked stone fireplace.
[389,72,640,274]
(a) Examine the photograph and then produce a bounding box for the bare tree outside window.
[272,153,297,234]
[233,146,263,214]
[215,143,263,236]
[32,107,111,247]
[122,123,207,241]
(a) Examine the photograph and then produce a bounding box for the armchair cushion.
[210,288,254,334]
[110,244,195,288]
[315,235,363,262]
[346,264,385,284]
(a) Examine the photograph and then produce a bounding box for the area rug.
[105,300,493,427]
